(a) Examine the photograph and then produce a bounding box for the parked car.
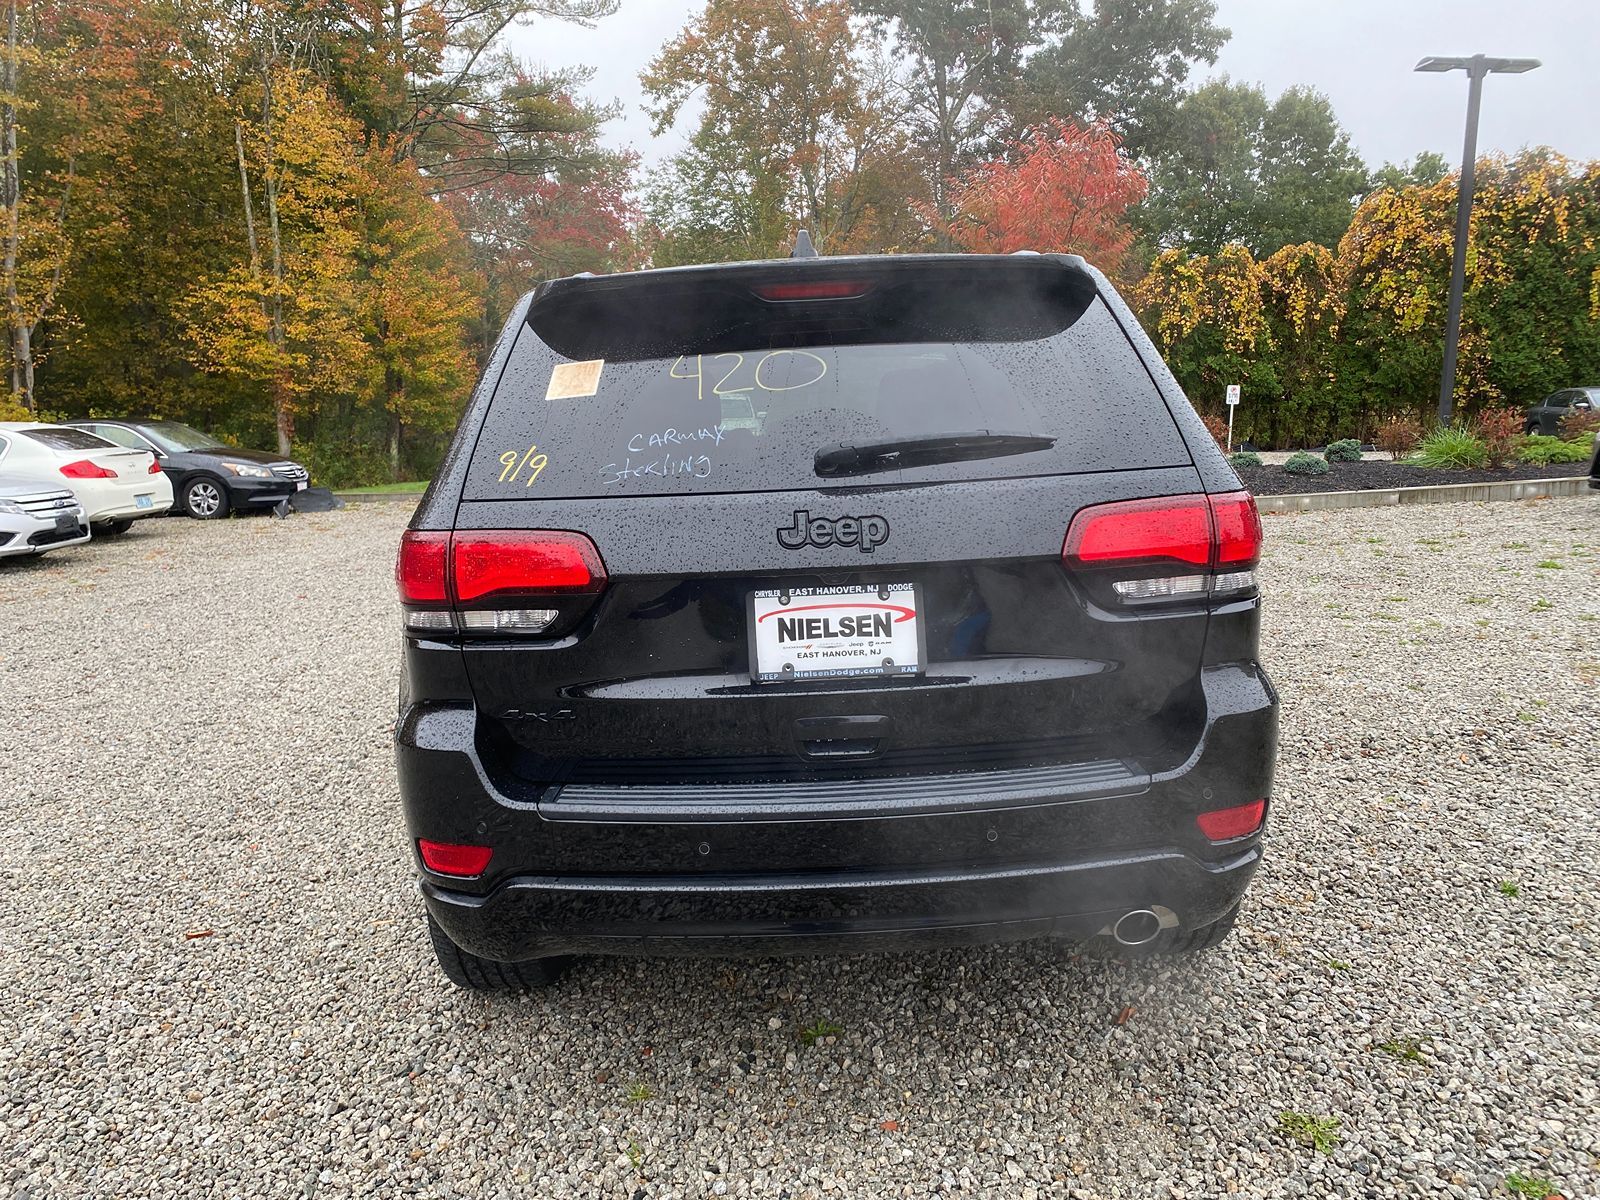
[1589,428,1599,491]
[1524,387,1598,436]
[0,484,89,558]
[63,419,309,519]
[0,423,172,534]
[395,249,1279,991]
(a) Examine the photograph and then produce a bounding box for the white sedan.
[0,421,174,533]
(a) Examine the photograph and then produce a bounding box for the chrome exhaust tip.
[1112,908,1163,947]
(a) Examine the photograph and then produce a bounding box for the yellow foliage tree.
[183,69,370,456]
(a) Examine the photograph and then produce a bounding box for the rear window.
[22,427,117,452]
[465,286,1189,501]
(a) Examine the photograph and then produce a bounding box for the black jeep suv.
[396,252,1278,990]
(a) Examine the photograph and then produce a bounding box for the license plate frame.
[747,582,924,684]
[135,494,153,510]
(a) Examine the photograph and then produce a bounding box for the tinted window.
[465,298,1188,500]
[21,427,116,452]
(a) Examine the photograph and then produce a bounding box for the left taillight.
[396,529,607,637]
[148,459,163,474]
[1063,491,1262,604]
[60,459,117,479]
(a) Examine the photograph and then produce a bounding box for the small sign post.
[1225,384,1241,452]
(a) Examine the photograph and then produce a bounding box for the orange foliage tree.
[944,119,1147,274]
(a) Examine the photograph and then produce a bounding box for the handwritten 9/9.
[498,445,549,486]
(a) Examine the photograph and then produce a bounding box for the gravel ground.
[2,498,1598,1200]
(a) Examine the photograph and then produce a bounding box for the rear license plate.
[749,583,923,683]
[135,494,153,509]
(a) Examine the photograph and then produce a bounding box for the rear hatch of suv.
[436,255,1220,804]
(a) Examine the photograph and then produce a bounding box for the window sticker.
[546,359,605,400]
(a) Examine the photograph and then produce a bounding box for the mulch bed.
[1236,460,1587,496]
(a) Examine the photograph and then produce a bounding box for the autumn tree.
[643,0,918,262]
[1014,0,1229,160]
[182,69,369,455]
[944,118,1146,274]
[1,0,158,410]
[1137,79,1369,257]
[854,0,1032,225]
[358,151,481,480]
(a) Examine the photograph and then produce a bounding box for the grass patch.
[1326,959,1350,971]
[798,1017,844,1045]
[1277,1112,1341,1154]
[337,480,430,494]
[1504,1173,1557,1198]
[1498,880,1521,898]
[1536,560,1562,570]
[625,1082,654,1103]
[1373,1037,1424,1062]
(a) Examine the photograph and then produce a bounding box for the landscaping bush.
[1410,424,1489,469]
[1228,451,1263,468]
[1323,438,1363,463]
[1518,435,1592,465]
[1560,408,1600,441]
[1199,412,1229,450]
[1282,451,1329,476]
[1375,414,1423,461]
[1473,408,1524,468]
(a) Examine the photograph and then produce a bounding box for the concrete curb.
[1258,475,1592,513]
[332,490,425,505]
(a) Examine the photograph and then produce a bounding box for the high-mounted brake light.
[753,280,873,302]
[396,529,607,636]
[417,839,493,877]
[1063,491,1262,602]
[1196,799,1266,841]
[60,460,117,479]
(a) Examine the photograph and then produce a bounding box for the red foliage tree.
[945,118,1147,274]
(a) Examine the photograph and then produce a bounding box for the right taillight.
[396,529,607,636]
[1063,491,1261,603]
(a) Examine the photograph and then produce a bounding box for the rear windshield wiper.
[814,431,1057,478]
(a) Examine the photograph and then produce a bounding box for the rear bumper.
[399,660,1278,962]
[423,845,1260,960]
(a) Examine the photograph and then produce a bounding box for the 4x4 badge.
[776,510,890,554]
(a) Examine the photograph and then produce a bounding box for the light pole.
[1414,54,1539,426]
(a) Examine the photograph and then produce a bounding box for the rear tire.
[93,518,134,536]
[426,913,571,991]
[182,477,230,520]
[1084,904,1240,959]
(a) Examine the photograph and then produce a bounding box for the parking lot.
[2,497,1597,1200]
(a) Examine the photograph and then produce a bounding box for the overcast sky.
[505,0,1600,174]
